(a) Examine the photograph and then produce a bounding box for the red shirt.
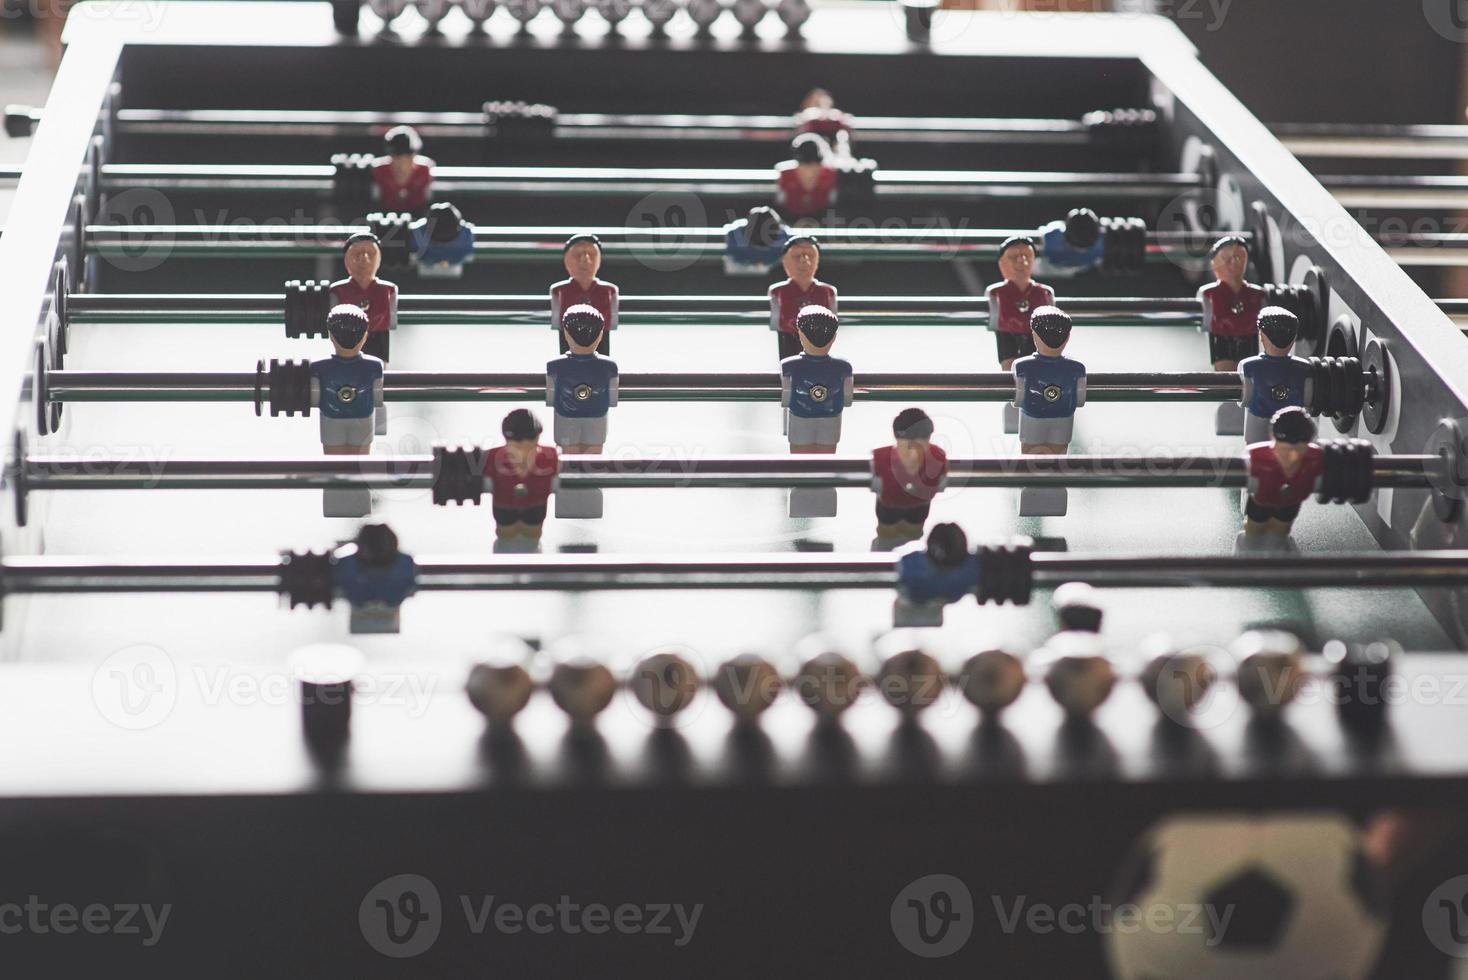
[986,280,1055,335]
[484,444,560,509]
[872,444,948,508]
[775,162,838,218]
[1200,281,1266,337]
[796,108,853,140]
[371,156,434,212]
[1247,443,1324,507]
[769,279,838,335]
[550,278,620,332]
[330,277,397,334]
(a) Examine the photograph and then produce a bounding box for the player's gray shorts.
[787,412,842,446]
[320,414,374,447]
[1018,412,1074,446]
[555,413,609,446]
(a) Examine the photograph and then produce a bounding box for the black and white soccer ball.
[1106,812,1388,980]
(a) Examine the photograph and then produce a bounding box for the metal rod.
[4,550,1467,595]
[45,370,1243,404]
[21,453,1439,492]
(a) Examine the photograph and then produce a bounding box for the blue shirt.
[1014,353,1086,419]
[782,352,853,419]
[547,352,619,418]
[723,219,789,273]
[335,552,418,608]
[1240,352,1311,419]
[897,550,980,605]
[312,354,383,419]
[410,222,474,275]
[1041,221,1105,273]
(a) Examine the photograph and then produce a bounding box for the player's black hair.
[746,206,785,249]
[326,303,370,349]
[925,523,968,570]
[782,234,820,256]
[1055,583,1103,633]
[1209,234,1249,259]
[561,304,606,348]
[795,305,838,348]
[425,201,464,244]
[1064,208,1101,250]
[1029,306,1073,349]
[343,231,381,256]
[997,235,1037,261]
[502,408,544,442]
[893,408,934,441]
[1270,406,1317,444]
[1257,306,1300,349]
[384,125,422,157]
[563,233,602,254]
[355,523,401,568]
[792,132,827,165]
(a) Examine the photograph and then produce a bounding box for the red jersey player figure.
[775,133,838,224]
[372,125,435,216]
[768,235,838,361]
[986,236,1055,435]
[551,234,619,356]
[1198,235,1266,436]
[870,408,949,548]
[484,409,561,553]
[330,232,398,437]
[1244,406,1324,538]
[795,88,853,158]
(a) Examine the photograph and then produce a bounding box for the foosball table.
[4,2,1468,976]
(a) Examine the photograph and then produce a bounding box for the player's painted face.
[564,242,602,281]
[895,436,929,472]
[997,244,1035,285]
[1273,440,1307,471]
[802,88,834,111]
[1211,244,1248,286]
[390,151,415,182]
[345,242,382,281]
[506,437,540,471]
[782,244,820,282]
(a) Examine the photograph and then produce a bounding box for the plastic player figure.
[871,408,949,546]
[1013,306,1085,516]
[484,409,560,546]
[987,236,1056,433]
[372,125,435,215]
[408,201,474,279]
[1038,208,1105,277]
[895,522,978,627]
[312,305,384,517]
[1244,406,1324,536]
[551,234,619,356]
[768,235,838,361]
[334,523,418,633]
[547,305,618,454]
[795,88,853,157]
[1239,306,1313,445]
[1200,236,1266,435]
[330,232,398,437]
[724,205,790,276]
[775,133,838,222]
[782,306,853,455]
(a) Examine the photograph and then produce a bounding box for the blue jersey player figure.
[894,523,978,627]
[408,201,474,279]
[724,205,790,277]
[546,304,618,520]
[1037,207,1105,278]
[782,305,853,518]
[1239,306,1313,445]
[334,523,418,634]
[312,305,384,518]
[1013,305,1085,517]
